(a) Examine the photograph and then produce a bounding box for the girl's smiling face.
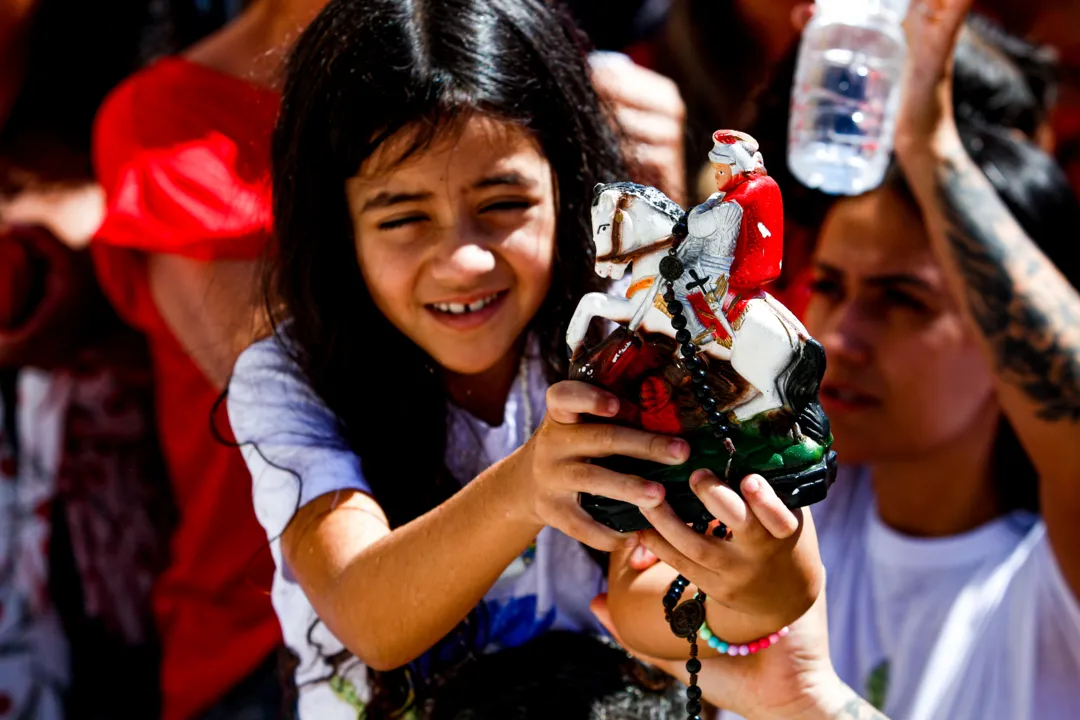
[347,116,557,376]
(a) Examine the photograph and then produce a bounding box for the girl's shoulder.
[228,332,338,444]
[229,333,370,536]
[233,333,304,390]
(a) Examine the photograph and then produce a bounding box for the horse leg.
[566,292,637,357]
[728,300,798,422]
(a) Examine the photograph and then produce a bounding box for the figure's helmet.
[708,130,765,174]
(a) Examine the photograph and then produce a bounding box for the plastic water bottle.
[788,0,910,196]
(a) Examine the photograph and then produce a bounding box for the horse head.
[590,185,630,279]
[590,182,684,281]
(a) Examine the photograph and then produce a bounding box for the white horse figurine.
[567,182,815,423]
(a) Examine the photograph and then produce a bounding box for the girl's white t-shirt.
[810,466,1080,719]
[227,336,606,719]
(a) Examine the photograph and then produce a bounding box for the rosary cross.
[687,269,711,294]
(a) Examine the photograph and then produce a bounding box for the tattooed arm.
[818,686,891,720]
[892,0,1080,598]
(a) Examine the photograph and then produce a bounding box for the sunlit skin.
[346,116,557,417]
[803,186,996,465]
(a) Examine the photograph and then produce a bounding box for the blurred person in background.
[89,1,339,717]
[0,0,236,717]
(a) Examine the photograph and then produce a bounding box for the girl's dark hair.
[268,0,623,712]
[749,12,1076,515]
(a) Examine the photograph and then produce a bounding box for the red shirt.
[90,57,281,720]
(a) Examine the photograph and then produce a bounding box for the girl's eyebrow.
[360,172,536,212]
[361,191,433,212]
[474,172,535,189]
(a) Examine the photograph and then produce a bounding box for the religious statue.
[567,130,837,532]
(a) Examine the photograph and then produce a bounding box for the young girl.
[227,0,820,716]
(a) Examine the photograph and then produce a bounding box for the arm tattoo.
[832,686,890,720]
[933,153,1080,422]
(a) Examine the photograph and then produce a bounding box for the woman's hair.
[267,0,624,711]
[749,12,1078,515]
[425,631,683,719]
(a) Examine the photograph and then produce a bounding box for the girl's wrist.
[483,449,547,532]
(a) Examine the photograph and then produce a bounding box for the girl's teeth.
[433,293,500,315]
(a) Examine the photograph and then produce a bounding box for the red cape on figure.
[723,173,784,291]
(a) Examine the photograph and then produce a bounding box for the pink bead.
[768,633,780,644]
[779,627,790,637]
[759,637,772,648]
[727,646,739,656]
[748,641,760,653]
[739,645,750,656]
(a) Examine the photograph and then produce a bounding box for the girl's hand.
[518,380,691,552]
[894,0,976,162]
[635,470,823,630]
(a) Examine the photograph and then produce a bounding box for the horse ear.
[591,183,605,207]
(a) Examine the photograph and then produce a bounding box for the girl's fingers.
[570,423,690,466]
[570,464,666,509]
[639,500,732,568]
[689,469,752,534]
[546,381,620,424]
[629,543,660,571]
[636,525,712,582]
[740,475,802,540]
[558,503,638,552]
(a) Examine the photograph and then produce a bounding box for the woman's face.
[803,187,996,464]
[346,116,556,376]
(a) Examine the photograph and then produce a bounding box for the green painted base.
[596,423,831,486]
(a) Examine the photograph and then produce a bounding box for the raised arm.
[894,0,1080,594]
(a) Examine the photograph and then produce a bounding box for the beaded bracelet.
[699,622,789,656]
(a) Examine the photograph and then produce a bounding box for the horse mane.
[593,181,685,221]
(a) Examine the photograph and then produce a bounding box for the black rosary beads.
[657,218,739,718]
